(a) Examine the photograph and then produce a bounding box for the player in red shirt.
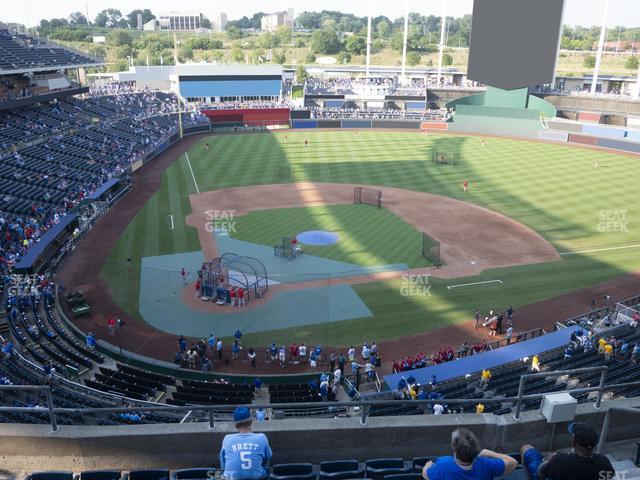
[229,287,237,306]
[238,287,246,306]
[195,279,201,298]
[463,180,468,192]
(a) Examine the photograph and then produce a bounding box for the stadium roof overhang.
[0,62,105,76]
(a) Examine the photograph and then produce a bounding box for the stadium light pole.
[550,0,566,91]
[590,0,611,94]
[436,0,447,87]
[401,0,410,79]
[366,0,373,77]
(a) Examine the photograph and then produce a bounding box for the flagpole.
[591,0,611,94]
[436,0,447,87]
[401,0,410,79]
[366,0,372,78]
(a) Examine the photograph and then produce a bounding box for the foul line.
[185,152,199,194]
[559,244,640,256]
[447,279,503,290]
[169,214,174,230]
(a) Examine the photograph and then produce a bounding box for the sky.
[6,0,640,29]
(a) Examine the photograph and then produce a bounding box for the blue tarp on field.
[384,326,581,389]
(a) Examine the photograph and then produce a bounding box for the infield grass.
[101,131,640,345]
[230,204,433,268]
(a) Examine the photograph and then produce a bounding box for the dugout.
[200,253,268,303]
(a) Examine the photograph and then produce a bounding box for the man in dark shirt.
[521,422,615,480]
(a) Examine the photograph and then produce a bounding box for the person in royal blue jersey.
[422,428,517,480]
[220,407,272,480]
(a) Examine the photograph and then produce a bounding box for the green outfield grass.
[230,204,433,268]
[101,131,640,345]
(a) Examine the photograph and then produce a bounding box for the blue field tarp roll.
[582,124,626,139]
[597,138,640,154]
[291,119,319,129]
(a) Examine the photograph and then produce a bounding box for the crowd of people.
[0,75,34,102]
[306,105,449,120]
[216,404,615,480]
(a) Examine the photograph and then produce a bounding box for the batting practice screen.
[422,232,442,267]
[354,187,382,208]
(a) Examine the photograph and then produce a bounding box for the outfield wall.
[202,108,290,127]
[291,119,423,129]
[546,120,640,154]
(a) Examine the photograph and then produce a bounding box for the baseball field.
[99,130,640,348]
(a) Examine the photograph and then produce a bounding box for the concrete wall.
[1,399,639,472]
[542,94,640,117]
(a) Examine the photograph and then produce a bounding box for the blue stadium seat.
[319,460,365,480]
[411,457,431,473]
[383,474,423,480]
[29,472,73,480]
[365,459,411,479]
[173,468,216,479]
[128,470,170,480]
[80,471,122,480]
[270,463,316,480]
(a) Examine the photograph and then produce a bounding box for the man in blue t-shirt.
[220,407,272,480]
[422,428,517,480]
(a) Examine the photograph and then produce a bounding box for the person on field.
[220,407,272,480]
[463,180,468,192]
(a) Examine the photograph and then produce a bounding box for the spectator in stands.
[521,422,615,480]
[531,354,541,372]
[564,344,575,359]
[85,331,96,351]
[42,361,55,385]
[475,403,485,414]
[422,428,517,479]
[220,406,272,480]
[479,369,492,390]
[632,342,640,365]
[603,342,614,361]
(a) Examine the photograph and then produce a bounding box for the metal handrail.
[596,406,640,454]
[2,378,640,432]
[513,366,608,420]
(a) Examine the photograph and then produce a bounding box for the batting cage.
[273,236,295,260]
[354,186,382,208]
[201,252,269,302]
[432,151,461,166]
[422,231,442,267]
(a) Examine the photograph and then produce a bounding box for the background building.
[261,9,294,32]
[210,12,227,32]
[143,12,202,31]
